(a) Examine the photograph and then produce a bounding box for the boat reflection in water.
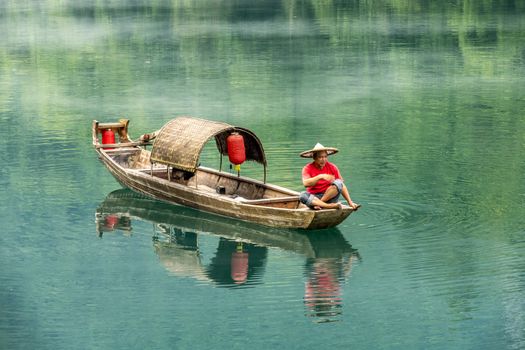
[152,227,268,287]
[96,189,360,321]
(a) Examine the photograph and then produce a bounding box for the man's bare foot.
[313,205,322,210]
[326,202,342,209]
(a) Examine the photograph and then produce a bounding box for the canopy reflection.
[96,189,360,321]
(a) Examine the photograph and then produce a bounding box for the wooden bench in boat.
[188,183,300,209]
[241,196,300,207]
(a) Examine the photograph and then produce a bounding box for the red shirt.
[302,161,342,194]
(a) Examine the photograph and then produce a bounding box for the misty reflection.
[96,189,359,320]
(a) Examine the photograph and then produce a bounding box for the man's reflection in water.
[302,232,360,323]
[303,256,356,322]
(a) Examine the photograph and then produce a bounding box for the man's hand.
[320,174,335,182]
[348,201,360,210]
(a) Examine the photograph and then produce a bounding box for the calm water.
[1,1,524,349]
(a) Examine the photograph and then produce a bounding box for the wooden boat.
[96,189,359,259]
[92,116,358,229]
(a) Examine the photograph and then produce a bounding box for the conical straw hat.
[299,143,339,158]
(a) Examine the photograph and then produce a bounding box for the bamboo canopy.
[150,116,267,177]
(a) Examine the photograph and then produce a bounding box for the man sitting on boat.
[299,143,359,210]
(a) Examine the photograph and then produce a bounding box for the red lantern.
[226,132,246,165]
[231,251,248,284]
[101,129,115,149]
[231,243,249,284]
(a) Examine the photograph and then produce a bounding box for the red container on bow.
[101,129,115,149]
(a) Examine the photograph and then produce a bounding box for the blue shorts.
[299,179,344,208]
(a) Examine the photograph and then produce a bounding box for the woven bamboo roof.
[150,116,267,173]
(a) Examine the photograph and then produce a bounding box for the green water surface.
[1,1,524,349]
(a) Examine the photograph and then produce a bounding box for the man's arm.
[302,174,335,187]
[340,183,359,209]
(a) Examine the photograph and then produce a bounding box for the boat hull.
[96,148,354,229]
[97,189,358,258]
